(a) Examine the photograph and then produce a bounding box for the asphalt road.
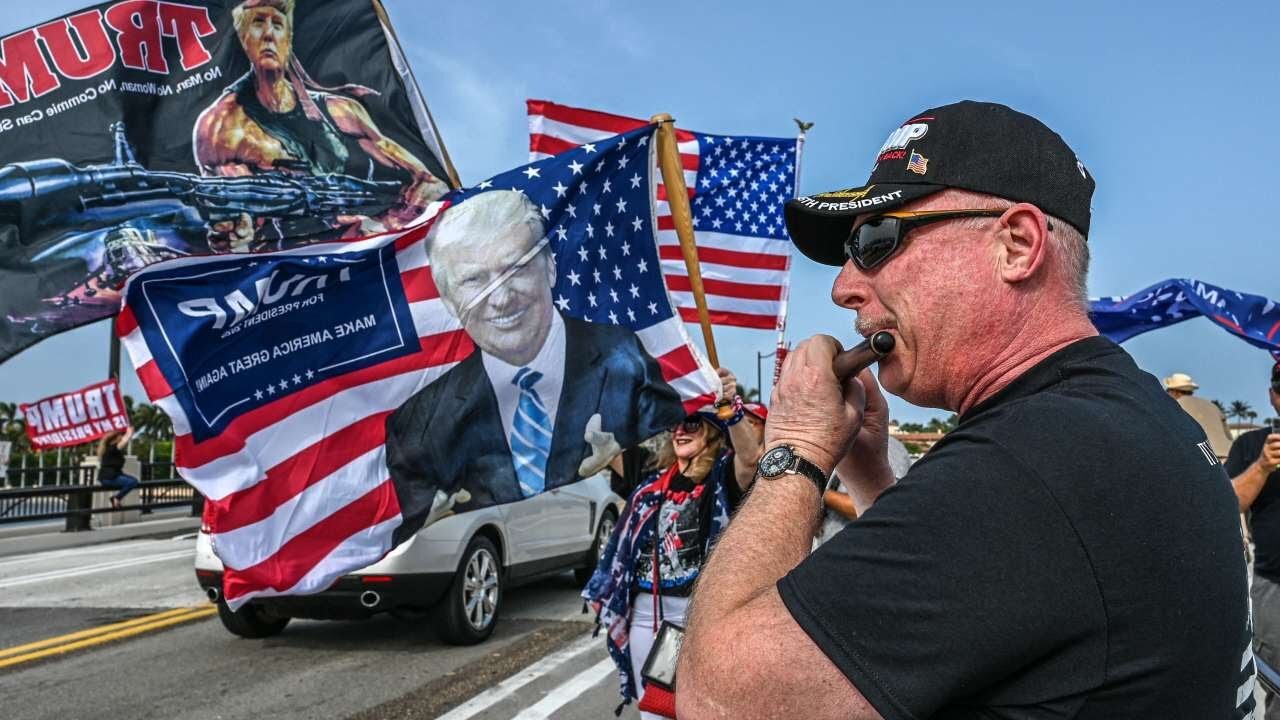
[0,534,638,720]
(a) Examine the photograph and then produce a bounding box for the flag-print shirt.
[634,471,724,596]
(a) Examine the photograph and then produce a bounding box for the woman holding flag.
[583,367,760,716]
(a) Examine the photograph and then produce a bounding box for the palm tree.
[1228,400,1254,424]
[130,402,173,440]
[0,402,29,451]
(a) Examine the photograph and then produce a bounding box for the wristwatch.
[757,445,829,495]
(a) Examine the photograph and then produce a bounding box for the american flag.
[528,100,798,330]
[117,125,717,608]
[458,124,720,410]
[907,149,929,175]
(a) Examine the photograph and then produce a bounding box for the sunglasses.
[675,416,705,435]
[844,209,1013,270]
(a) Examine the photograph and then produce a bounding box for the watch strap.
[787,454,829,495]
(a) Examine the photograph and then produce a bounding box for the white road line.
[511,657,615,720]
[0,550,193,590]
[0,538,192,568]
[435,633,598,720]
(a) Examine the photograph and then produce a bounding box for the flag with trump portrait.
[0,0,456,365]
[118,124,718,607]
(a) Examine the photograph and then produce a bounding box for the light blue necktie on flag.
[511,368,552,497]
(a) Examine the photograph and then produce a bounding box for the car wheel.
[434,535,501,645]
[215,598,290,639]
[575,508,617,586]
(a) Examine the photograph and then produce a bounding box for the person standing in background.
[1164,372,1234,461]
[1229,362,1280,718]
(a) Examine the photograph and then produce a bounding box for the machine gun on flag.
[0,123,404,329]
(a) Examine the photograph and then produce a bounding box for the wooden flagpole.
[650,113,719,369]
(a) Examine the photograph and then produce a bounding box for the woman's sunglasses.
[675,416,704,435]
[844,209,1017,270]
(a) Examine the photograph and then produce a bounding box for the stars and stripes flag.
[907,150,929,175]
[528,100,799,330]
[117,124,717,608]
[1090,278,1280,361]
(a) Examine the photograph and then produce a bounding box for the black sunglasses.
[844,209,1012,270]
[676,416,704,434]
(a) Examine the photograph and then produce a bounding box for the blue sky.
[2,0,1278,425]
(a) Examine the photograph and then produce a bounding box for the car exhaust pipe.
[206,586,220,603]
[359,590,381,609]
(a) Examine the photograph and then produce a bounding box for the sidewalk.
[0,508,202,559]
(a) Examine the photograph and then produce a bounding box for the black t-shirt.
[778,337,1255,720]
[1228,427,1280,582]
[99,444,125,482]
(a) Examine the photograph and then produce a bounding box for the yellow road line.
[0,605,217,670]
[0,606,201,659]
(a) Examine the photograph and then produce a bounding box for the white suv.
[194,472,623,645]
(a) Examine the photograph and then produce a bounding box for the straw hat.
[1163,373,1199,392]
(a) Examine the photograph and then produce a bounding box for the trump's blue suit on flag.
[384,315,684,545]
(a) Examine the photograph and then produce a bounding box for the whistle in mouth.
[832,331,895,380]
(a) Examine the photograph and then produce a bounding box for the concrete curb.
[0,511,202,558]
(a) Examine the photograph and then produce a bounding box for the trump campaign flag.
[1091,278,1280,361]
[21,379,129,450]
[118,219,468,608]
[529,100,798,330]
[118,124,717,607]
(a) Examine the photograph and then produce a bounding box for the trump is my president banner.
[21,379,129,449]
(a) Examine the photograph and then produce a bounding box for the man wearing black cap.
[1230,363,1280,717]
[679,101,1255,719]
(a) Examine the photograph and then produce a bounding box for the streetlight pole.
[755,350,773,402]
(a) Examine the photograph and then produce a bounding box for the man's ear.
[996,203,1051,284]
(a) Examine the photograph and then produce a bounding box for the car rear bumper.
[195,570,453,619]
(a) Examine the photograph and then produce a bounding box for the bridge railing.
[0,461,201,531]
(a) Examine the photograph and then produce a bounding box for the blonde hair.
[232,0,294,37]
[683,423,726,483]
[426,190,549,303]
[647,431,676,473]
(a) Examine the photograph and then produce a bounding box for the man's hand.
[1260,433,1280,474]
[765,335,867,474]
[207,212,255,253]
[717,367,739,401]
[842,368,892,468]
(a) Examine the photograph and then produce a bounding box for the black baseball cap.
[785,101,1095,266]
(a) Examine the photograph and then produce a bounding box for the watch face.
[758,446,794,477]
